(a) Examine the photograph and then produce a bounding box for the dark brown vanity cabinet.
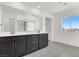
[13,36,26,57]
[0,37,14,57]
[38,33,48,49]
[0,36,26,57]
[0,33,48,57]
[26,34,38,54]
[26,33,48,54]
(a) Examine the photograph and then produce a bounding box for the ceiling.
[22,2,79,14]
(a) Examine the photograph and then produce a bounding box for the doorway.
[46,17,52,41]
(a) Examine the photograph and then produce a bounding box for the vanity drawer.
[0,37,13,42]
[27,43,38,54]
[14,35,25,40]
[38,33,48,49]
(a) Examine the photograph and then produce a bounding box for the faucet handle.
[10,32,15,34]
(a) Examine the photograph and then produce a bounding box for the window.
[61,16,79,32]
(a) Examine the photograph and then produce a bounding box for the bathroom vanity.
[0,33,48,57]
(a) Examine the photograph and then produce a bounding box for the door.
[46,17,52,41]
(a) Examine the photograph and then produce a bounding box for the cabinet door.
[0,37,13,57]
[26,35,38,54]
[38,33,48,49]
[14,36,26,57]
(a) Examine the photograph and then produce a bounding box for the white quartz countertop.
[0,32,48,37]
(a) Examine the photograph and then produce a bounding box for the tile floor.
[24,41,79,57]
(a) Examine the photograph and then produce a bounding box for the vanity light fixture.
[58,2,68,5]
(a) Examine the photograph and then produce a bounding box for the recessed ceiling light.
[37,6,40,8]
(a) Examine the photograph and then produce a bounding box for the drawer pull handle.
[13,43,15,48]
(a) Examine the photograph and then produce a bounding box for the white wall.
[54,6,79,47]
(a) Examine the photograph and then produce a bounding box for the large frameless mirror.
[0,4,38,33]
